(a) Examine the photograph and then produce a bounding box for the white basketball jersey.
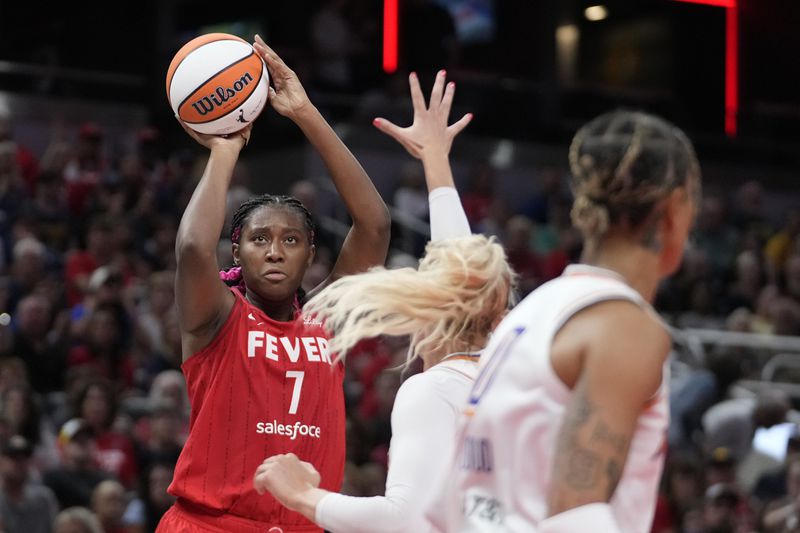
[437,264,669,533]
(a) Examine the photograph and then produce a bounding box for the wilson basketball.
[166,33,269,135]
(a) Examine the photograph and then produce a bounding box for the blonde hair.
[304,234,514,365]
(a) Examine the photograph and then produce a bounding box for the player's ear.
[232,242,241,265]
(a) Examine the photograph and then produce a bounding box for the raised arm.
[174,123,251,358]
[373,70,472,241]
[543,301,670,531]
[253,36,390,293]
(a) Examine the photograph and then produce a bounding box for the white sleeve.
[315,375,459,533]
[429,187,471,241]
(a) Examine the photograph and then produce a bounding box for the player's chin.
[253,280,301,302]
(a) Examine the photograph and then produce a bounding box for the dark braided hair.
[568,110,701,246]
[219,194,315,306]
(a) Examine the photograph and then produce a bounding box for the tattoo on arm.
[549,379,632,513]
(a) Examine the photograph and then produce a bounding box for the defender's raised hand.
[373,70,472,159]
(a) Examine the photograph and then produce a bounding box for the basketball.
[166,33,269,135]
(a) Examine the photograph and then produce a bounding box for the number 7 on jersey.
[286,371,305,414]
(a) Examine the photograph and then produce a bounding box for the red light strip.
[673,0,734,7]
[672,0,738,137]
[724,4,738,136]
[383,0,399,73]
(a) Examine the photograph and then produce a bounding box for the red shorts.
[156,500,323,533]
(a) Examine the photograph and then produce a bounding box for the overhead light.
[584,5,609,21]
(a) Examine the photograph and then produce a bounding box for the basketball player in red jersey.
[156,35,390,533]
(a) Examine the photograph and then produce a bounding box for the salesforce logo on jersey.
[256,420,321,440]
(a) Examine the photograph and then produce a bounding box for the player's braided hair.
[568,110,701,246]
[219,194,315,306]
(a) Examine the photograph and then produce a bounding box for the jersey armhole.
[544,292,645,398]
[181,288,245,371]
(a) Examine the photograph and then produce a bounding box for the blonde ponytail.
[303,234,514,365]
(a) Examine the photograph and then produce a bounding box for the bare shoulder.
[570,300,669,358]
[553,299,670,393]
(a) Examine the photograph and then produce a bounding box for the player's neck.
[580,239,660,303]
[245,291,296,322]
[424,340,483,370]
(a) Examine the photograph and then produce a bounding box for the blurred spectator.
[677,280,726,329]
[461,163,495,226]
[133,399,182,478]
[769,296,800,337]
[754,432,800,506]
[522,167,567,225]
[133,271,176,382]
[90,479,127,533]
[669,351,744,454]
[701,482,746,533]
[0,102,39,195]
[0,383,58,473]
[7,293,67,394]
[732,181,772,240]
[0,140,27,262]
[24,171,71,252]
[43,418,111,509]
[62,123,106,217]
[726,251,766,312]
[652,453,705,533]
[0,357,27,397]
[0,435,58,533]
[65,216,116,306]
[72,380,137,488]
[121,461,175,533]
[68,302,133,389]
[784,254,800,301]
[53,506,103,533]
[761,459,800,532]
[142,371,189,438]
[503,215,542,296]
[693,197,739,277]
[765,209,800,280]
[393,163,429,254]
[7,237,49,310]
[703,392,790,492]
[310,0,356,91]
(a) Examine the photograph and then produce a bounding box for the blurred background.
[1,1,800,532]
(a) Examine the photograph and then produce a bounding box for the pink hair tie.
[219,266,242,282]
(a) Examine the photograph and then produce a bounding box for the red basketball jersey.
[168,289,345,528]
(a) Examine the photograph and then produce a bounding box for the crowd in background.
[2,100,800,533]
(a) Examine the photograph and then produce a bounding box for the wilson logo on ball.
[190,72,254,116]
[176,51,264,124]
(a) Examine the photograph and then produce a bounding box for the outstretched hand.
[253,35,311,120]
[177,119,252,153]
[373,70,472,159]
